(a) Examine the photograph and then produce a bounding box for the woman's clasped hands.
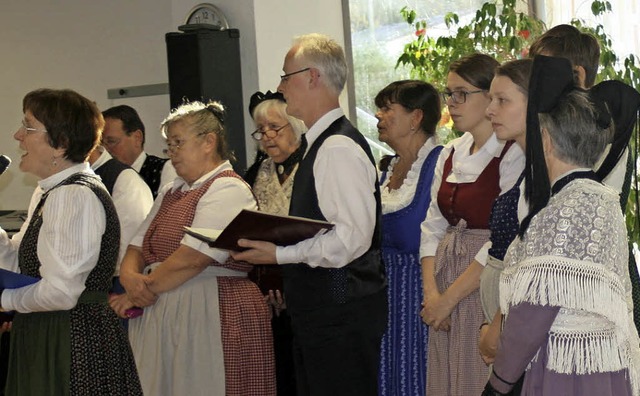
[420,291,453,332]
[109,272,157,318]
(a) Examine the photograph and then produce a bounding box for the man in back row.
[88,145,153,296]
[101,105,177,198]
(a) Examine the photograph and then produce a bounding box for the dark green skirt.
[5,291,142,396]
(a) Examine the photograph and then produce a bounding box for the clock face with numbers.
[185,3,229,30]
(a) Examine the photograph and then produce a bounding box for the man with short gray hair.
[234,33,387,395]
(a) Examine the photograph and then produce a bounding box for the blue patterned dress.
[487,172,525,260]
[480,172,525,322]
[378,144,442,396]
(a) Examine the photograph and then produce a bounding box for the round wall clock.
[183,3,229,30]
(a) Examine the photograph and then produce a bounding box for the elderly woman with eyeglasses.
[242,90,307,396]
[244,90,307,214]
[418,53,524,395]
[113,100,275,396]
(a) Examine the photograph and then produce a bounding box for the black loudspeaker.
[165,28,246,171]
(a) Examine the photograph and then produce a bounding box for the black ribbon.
[551,170,599,196]
[205,104,225,124]
[274,134,307,178]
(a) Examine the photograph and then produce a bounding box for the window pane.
[543,0,640,61]
[348,0,487,161]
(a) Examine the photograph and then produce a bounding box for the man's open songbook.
[184,209,334,251]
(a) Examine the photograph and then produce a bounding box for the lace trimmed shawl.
[252,157,296,216]
[500,179,640,394]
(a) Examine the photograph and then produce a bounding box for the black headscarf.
[519,55,575,237]
[248,90,285,116]
[590,80,640,181]
[519,55,640,237]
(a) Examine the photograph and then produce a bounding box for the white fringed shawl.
[499,179,640,395]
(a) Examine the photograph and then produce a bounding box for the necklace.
[275,149,300,176]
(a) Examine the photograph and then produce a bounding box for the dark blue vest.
[284,116,386,313]
[94,158,131,195]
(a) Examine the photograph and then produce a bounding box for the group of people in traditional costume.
[377,24,640,396]
[0,23,639,396]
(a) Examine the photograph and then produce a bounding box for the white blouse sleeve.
[475,242,491,266]
[0,188,43,272]
[1,184,106,312]
[111,168,153,270]
[419,144,453,259]
[277,135,378,268]
[181,177,257,263]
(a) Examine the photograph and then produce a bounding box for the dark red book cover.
[184,209,334,251]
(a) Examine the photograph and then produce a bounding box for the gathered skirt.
[426,221,490,396]
[128,266,275,396]
[6,291,142,396]
[378,249,428,396]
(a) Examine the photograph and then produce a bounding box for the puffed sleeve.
[419,143,453,259]
[2,184,106,312]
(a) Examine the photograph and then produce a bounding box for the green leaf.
[408,10,416,25]
[591,0,607,16]
[487,3,497,17]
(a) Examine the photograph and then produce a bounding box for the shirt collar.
[131,151,147,173]
[303,108,344,155]
[38,162,94,192]
[453,132,505,157]
[478,132,504,158]
[90,148,113,170]
[424,135,438,153]
[485,133,506,157]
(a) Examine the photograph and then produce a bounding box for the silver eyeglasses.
[163,131,209,155]
[441,89,485,104]
[19,120,47,134]
[251,123,290,141]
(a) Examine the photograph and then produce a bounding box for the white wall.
[0,0,345,210]
[1,0,173,210]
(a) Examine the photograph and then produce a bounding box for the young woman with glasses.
[419,53,525,395]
